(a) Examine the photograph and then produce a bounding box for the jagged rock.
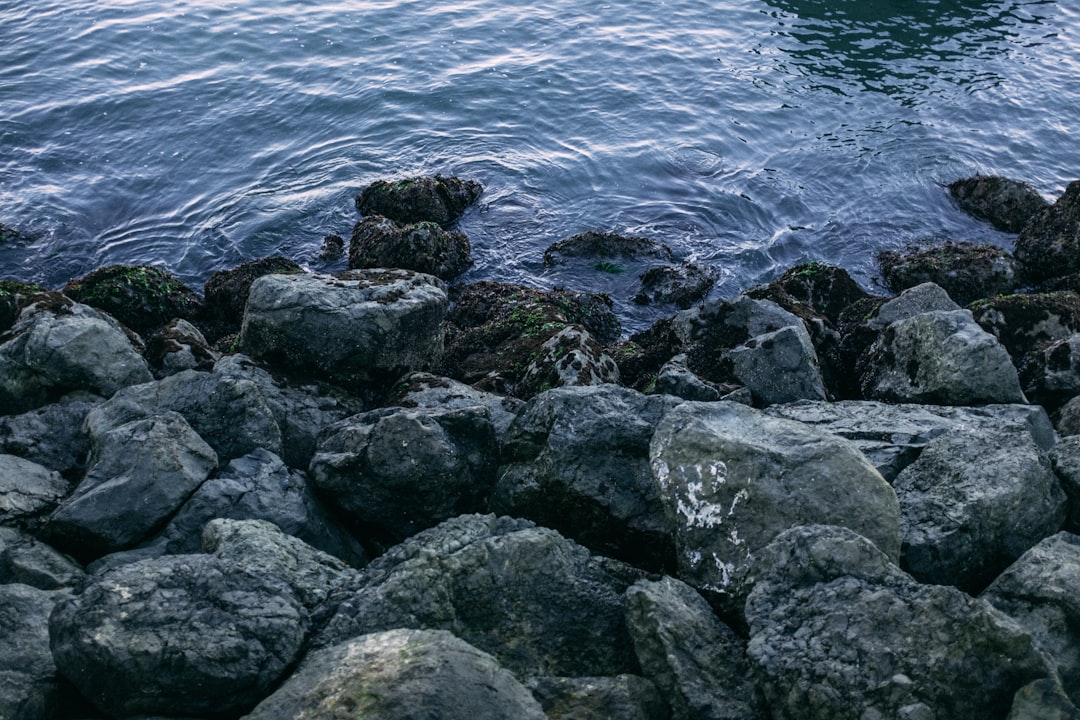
[310,405,498,549]
[866,282,961,330]
[1050,436,1080,532]
[62,264,203,338]
[0,527,85,589]
[1008,679,1080,720]
[389,371,524,442]
[650,401,900,616]
[652,354,723,401]
[1015,181,1080,284]
[634,262,718,308]
[1058,396,1080,437]
[895,427,1066,592]
[0,584,73,720]
[44,412,217,561]
[0,454,69,525]
[49,554,308,718]
[0,299,152,414]
[240,269,447,389]
[544,230,674,266]
[1021,333,1080,409]
[202,255,303,338]
[970,291,1080,362]
[349,214,472,280]
[0,279,47,334]
[729,321,826,405]
[625,576,765,719]
[314,514,645,677]
[246,629,545,720]
[878,240,1018,305]
[949,175,1048,233]
[145,318,218,377]
[491,385,682,572]
[746,525,1056,720]
[747,261,874,325]
[0,396,97,479]
[516,326,621,398]
[356,174,483,226]
[526,675,668,720]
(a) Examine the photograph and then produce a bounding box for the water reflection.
[760,0,1055,100]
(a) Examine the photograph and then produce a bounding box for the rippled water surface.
[2,0,1078,330]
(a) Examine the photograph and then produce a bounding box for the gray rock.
[146,317,218,377]
[0,396,97,477]
[526,675,668,720]
[729,322,826,405]
[745,525,1056,720]
[392,370,524,442]
[1050,436,1080,532]
[49,554,308,718]
[0,527,85,589]
[492,385,682,572]
[202,518,357,609]
[895,428,1066,591]
[349,214,472,280]
[45,412,218,560]
[0,454,69,525]
[239,269,447,387]
[310,405,497,548]
[650,401,900,615]
[949,175,1049,234]
[625,576,765,720]
[246,629,545,720]
[355,174,483,226]
[867,282,961,330]
[1008,679,1080,720]
[516,326,621,398]
[1023,333,1080,409]
[653,354,723,401]
[0,300,152,414]
[983,533,1080,705]
[0,584,71,720]
[859,309,1026,405]
[1015,180,1080,284]
[315,514,645,677]
[1057,395,1080,436]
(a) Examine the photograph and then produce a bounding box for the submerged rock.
[349,214,472,280]
[949,175,1048,233]
[634,262,718,308]
[544,230,674,266]
[356,174,482,226]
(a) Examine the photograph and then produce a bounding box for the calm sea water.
[2,0,1078,331]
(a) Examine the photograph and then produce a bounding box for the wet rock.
[389,370,524,442]
[0,279,47,334]
[491,385,681,572]
[625,576,765,720]
[0,454,69,526]
[0,527,85,589]
[746,261,873,326]
[634,262,718,308]
[240,269,447,389]
[895,427,1066,592]
[653,353,724,401]
[1049,436,1080,532]
[246,629,546,720]
[516,325,621,398]
[544,230,674,266]
[650,401,900,616]
[356,174,483,226]
[314,513,645,677]
[1015,180,1080,284]
[0,584,72,720]
[310,405,498,549]
[1008,679,1080,720]
[145,318,218,377]
[0,298,153,414]
[349,214,472,280]
[747,525,1055,720]
[318,233,344,260]
[612,315,685,392]
[526,675,668,720]
[867,281,961,329]
[949,175,1049,233]
[1021,333,1080,410]
[1058,395,1080,436]
[62,264,204,338]
[969,291,1080,362]
[878,240,1019,305]
[0,222,35,244]
[202,255,303,338]
[44,412,217,561]
[49,554,308,718]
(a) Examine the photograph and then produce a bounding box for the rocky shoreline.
[3,173,1080,718]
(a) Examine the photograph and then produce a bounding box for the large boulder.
[49,554,308,718]
[62,264,203,338]
[1021,332,1080,410]
[649,401,900,616]
[349,215,472,280]
[878,240,1019,306]
[491,385,682,572]
[0,527,85,590]
[355,174,483,226]
[969,291,1080,362]
[1015,180,1080,284]
[746,525,1056,720]
[202,256,303,338]
[0,397,97,480]
[0,454,69,526]
[0,584,74,720]
[314,514,645,678]
[515,325,621,399]
[389,371,524,442]
[746,261,873,326]
[239,269,447,389]
[948,175,1048,233]
[246,629,546,720]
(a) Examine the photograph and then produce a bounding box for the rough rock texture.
[865,281,961,330]
[625,576,765,720]
[745,525,1056,720]
[650,401,900,616]
[1008,679,1080,720]
[544,230,674,266]
[349,214,472,280]
[0,299,153,414]
[0,279,47,334]
[653,354,724,401]
[0,453,69,526]
[49,554,308,718]
[970,291,1080,362]
[310,405,498,548]
[0,397,96,479]
[729,322,826,404]
[894,428,1066,592]
[62,264,203,337]
[878,240,1018,306]
[355,174,483,226]
[1015,181,1080,284]
[1021,333,1080,410]
[246,629,546,720]
[983,532,1080,705]
[1049,436,1080,532]
[634,262,718,308]
[516,325,621,399]
[492,385,682,572]
[314,514,645,678]
[0,527,85,590]
[389,371,524,442]
[202,255,303,338]
[44,412,218,560]
[949,175,1048,233]
[240,269,447,388]
[1059,396,1080,436]
[145,317,218,377]
[859,309,1026,405]
[747,261,874,326]
[0,584,72,720]
[526,675,668,720]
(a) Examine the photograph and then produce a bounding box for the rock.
[349,214,472,280]
[1050,436,1080,532]
[543,230,674,266]
[1015,181,1080,284]
[49,554,308,718]
[652,354,724,401]
[970,291,1080,362]
[145,318,218,377]
[1008,679,1080,720]
[983,532,1080,706]
[0,527,85,589]
[650,401,900,616]
[728,321,826,405]
[157,448,366,566]
[314,514,645,677]
[895,428,1066,592]
[878,240,1019,305]
[949,175,1049,233]
[202,518,356,609]
[0,223,35,244]
[1058,395,1080,436]
[44,412,217,561]
[356,174,483,226]
[612,315,686,392]
[745,525,1056,720]
[62,264,204,338]
[389,371,524,442]
[239,269,447,389]
[859,308,1026,405]
[625,576,765,720]
[246,629,546,720]
[0,298,153,414]
[202,255,303,338]
[1021,333,1080,410]
[746,261,874,326]
[310,405,498,549]
[0,584,73,720]
[0,279,47,334]
[516,326,621,399]
[0,454,69,526]
[526,675,668,720]
[492,385,682,572]
[634,262,718,308]
[0,396,97,479]
[867,281,961,330]
[318,233,344,261]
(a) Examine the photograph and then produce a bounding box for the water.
[2,0,1078,332]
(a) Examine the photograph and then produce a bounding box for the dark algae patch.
[62,265,203,337]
